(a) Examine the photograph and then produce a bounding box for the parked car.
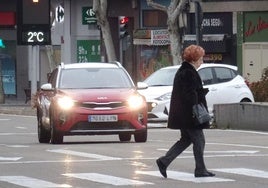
[137,63,255,122]
[36,62,148,144]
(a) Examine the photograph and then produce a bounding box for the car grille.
[80,101,126,109]
[71,121,134,131]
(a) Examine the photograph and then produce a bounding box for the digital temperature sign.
[17,0,51,45]
[20,28,51,45]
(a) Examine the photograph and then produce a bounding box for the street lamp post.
[191,0,203,45]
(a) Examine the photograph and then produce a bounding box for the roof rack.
[60,62,65,68]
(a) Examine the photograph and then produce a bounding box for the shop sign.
[133,29,170,46]
[244,12,268,42]
[0,12,16,26]
[133,29,151,39]
[204,54,223,62]
[82,7,97,25]
[151,29,170,46]
[77,40,100,62]
[189,13,232,35]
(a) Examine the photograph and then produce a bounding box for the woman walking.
[156,45,215,178]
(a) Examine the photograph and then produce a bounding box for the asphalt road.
[0,114,268,188]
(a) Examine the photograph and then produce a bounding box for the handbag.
[192,103,211,125]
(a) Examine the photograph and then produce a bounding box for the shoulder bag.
[192,103,211,125]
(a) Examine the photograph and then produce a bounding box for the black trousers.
[159,129,207,172]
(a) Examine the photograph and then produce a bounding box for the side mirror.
[137,82,148,90]
[41,83,53,91]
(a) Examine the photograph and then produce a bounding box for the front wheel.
[50,115,63,144]
[37,110,50,143]
[134,129,147,143]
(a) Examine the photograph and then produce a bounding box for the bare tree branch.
[146,0,191,65]
[146,0,167,12]
[170,0,189,23]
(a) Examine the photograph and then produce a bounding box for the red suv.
[36,62,148,144]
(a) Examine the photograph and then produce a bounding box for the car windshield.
[144,68,178,86]
[59,68,133,89]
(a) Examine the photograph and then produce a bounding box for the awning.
[184,34,225,41]
[183,34,230,53]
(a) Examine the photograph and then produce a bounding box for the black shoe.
[195,171,215,178]
[156,158,167,178]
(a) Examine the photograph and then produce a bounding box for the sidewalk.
[0,97,36,116]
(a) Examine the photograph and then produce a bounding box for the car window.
[59,68,133,89]
[214,67,235,84]
[144,68,178,86]
[198,68,214,85]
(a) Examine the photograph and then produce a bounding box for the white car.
[138,63,255,122]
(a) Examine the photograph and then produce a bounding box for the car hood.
[56,88,137,102]
[138,86,172,100]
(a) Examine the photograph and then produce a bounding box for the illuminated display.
[21,30,50,44]
[19,27,51,45]
[17,0,51,45]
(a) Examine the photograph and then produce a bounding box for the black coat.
[167,62,210,129]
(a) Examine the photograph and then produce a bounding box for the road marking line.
[0,157,22,161]
[158,149,259,154]
[0,144,29,148]
[47,149,122,160]
[0,133,35,136]
[212,168,268,178]
[0,176,71,188]
[208,142,268,149]
[16,126,27,129]
[0,118,10,121]
[136,170,234,183]
[63,173,153,186]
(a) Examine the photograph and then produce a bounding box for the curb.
[0,106,36,116]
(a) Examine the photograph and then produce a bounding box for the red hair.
[182,45,205,62]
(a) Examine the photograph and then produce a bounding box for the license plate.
[88,115,118,122]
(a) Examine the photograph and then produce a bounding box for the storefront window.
[0,41,16,95]
[142,10,167,28]
[139,45,172,80]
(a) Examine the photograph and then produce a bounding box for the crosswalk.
[0,176,71,188]
[136,170,234,183]
[0,168,267,187]
[0,146,268,187]
[63,173,153,186]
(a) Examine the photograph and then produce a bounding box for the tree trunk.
[147,0,190,65]
[93,0,116,62]
[101,19,116,62]
[168,21,182,65]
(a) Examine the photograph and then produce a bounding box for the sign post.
[17,0,51,96]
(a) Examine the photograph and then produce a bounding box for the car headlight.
[156,92,171,101]
[127,95,144,110]
[57,96,75,110]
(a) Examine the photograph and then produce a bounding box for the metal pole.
[194,1,200,45]
[62,0,71,64]
[31,46,37,96]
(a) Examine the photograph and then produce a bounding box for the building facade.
[0,0,268,101]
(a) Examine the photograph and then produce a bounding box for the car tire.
[50,115,63,144]
[37,109,50,143]
[134,129,147,143]
[119,133,131,142]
